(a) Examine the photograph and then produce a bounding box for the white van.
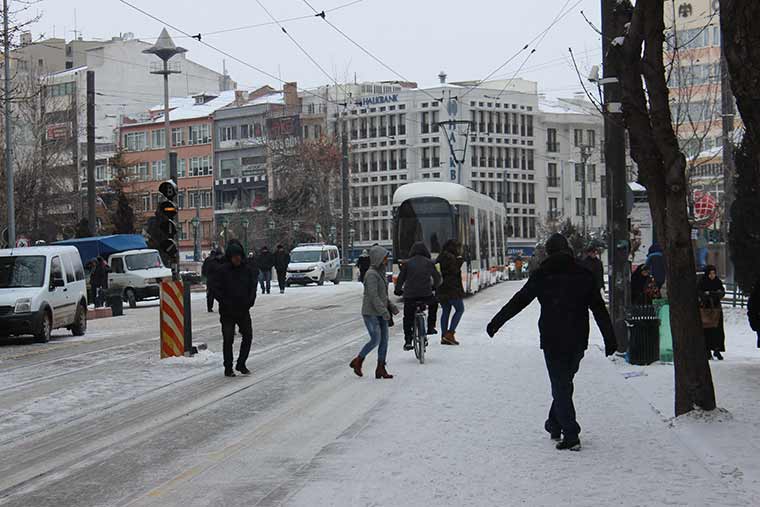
[0,246,88,342]
[107,249,172,308]
[286,244,341,286]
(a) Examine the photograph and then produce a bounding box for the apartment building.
[120,91,239,260]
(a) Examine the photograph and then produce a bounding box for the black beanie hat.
[226,242,244,259]
[545,233,570,255]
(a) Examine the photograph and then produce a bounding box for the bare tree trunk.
[612,0,716,416]
[721,0,760,292]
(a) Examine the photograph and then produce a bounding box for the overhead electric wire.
[462,0,582,99]
[299,0,442,104]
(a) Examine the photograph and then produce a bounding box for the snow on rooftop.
[144,89,242,124]
[539,96,601,116]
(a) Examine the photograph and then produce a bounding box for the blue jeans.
[359,315,389,362]
[259,269,272,293]
[440,299,465,333]
[544,348,585,440]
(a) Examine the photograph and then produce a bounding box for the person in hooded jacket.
[646,243,666,289]
[487,233,616,451]
[349,246,398,379]
[357,249,371,283]
[437,239,465,346]
[90,257,110,307]
[273,245,290,294]
[580,246,605,292]
[394,242,442,351]
[630,264,660,305]
[210,239,258,377]
[202,248,224,312]
[257,245,275,294]
[698,265,726,360]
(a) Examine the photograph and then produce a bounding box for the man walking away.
[202,248,223,312]
[394,242,442,351]
[211,239,257,377]
[486,233,616,451]
[581,246,605,292]
[274,245,290,294]
[357,249,371,283]
[748,277,760,349]
[258,246,275,294]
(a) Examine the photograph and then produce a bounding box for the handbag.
[700,307,721,329]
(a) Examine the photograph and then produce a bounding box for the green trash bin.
[653,299,673,362]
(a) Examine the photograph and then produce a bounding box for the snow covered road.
[1,281,758,506]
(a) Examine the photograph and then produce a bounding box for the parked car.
[286,244,341,286]
[0,246,88,342]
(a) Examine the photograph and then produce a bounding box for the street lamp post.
[143,29,187,181]
[242,218,250,253]
[191,215,200,262]
[315,224,322,243]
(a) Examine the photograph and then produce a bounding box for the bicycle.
[413,303,428,364]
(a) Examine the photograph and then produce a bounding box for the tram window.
[478,209,489,269]
[496,215,504,265]
[397,198,454,259]
[490,217,496,257]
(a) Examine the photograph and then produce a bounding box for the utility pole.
[3,0,15,246]
[720,31,735,284]
[340,116,350,262]
[602,0,631,352]
[86,71,96,236]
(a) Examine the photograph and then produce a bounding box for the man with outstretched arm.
[486,233,617,451]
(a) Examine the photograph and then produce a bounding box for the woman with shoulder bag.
[698,265,726,360]
[349,246,399,379]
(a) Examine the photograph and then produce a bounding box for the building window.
[189,155,213,177]
[549,197,559,218]
[131,162,149,181]
[588,198,597,217]
[587,129,596,147]
[151,160,166,180]
[526,115,533,137]
[151,129,166,150]
[219,126,238,142]
[548,163,559,187]
[575,163,584,182]
[171,127,185,147]
[141,194,150,212]
[189,124,211,145]
[47,81,75,97]
[124,132,146,152]
[574,129,583,147]
[601,174,607,198]
[587,164,596,182]
[547,128,559,152]
[178,158,186,178]
[576,198,584,216]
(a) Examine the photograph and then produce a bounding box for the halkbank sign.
[357,94,399,107]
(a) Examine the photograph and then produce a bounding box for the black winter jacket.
[258,250,275,271]
[437,249,465,302]
[394,242,442,300]
[488,252,616,354]
[581,255,604,291]
[211,257,257,315]
[274,250,290,272]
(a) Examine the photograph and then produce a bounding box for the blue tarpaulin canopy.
[54,235,147,265]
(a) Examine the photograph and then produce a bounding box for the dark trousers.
[206,287,214,311]
[276,269,287,292]
[259,270,272,293]
[402,297,438,341]
[221,311,253,370]
[543,348,585,440]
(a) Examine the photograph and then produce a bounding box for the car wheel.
[71,304,87,336]
[317,272,325,286]
[125,288,137,309]
[332,276,340,285]
[36,311,52,343]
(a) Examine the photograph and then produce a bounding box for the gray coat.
[362,246,396,320]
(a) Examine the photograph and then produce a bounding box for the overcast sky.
[30,0,602,97]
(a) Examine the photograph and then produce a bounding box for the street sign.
[15,237,30,248]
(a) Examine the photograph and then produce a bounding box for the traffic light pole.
[86,71,97,237]
[3,0,15,247]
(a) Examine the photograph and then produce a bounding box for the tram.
[392,182,508,294]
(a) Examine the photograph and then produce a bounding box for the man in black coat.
[210,240,257,377]
[749,279,760,348]
[486,233,617,451]
[581,246,605,292]
[257,246,275,294]
[394,242,442,351]
[202,248,224,312]
[273,244,290,294]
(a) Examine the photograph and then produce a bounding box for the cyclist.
[394,241,442,351]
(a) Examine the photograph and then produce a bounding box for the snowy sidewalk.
[283,282,757,507]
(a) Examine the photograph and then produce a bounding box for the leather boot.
[441,331,457,345]
[349,356,364,377]
[450,331,460,345]
[375,361,394,379]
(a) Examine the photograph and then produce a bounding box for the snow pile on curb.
[159,349,221,367]
[674,407,734,425]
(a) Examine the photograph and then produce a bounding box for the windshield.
[125,252,164,271]
[0,255,46,288]
[395,197,454,260]
[290,251,322,263]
